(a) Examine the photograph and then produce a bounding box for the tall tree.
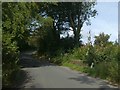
[94,32,110,46]
[2,2,39,50]
[41,2,97,47]
[2,2,39,86]
[28,16,58,54]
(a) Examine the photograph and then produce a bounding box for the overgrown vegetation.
[2,2,119,87]
[50,33,119,85]
[2,2,38,87]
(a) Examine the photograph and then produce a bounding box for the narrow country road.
[16,51,117,88]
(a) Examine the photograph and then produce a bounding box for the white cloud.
[81,2,118,44]
[81,17,118,44]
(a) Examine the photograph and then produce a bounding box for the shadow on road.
[68,76,115,88]
[19,51,55,68]
[17,51,118,89]
[12,70,29,88]
[69,76,97,85]
[11,51,55,88]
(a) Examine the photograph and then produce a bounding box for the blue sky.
[81,2,118,44]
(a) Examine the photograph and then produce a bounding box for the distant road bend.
[17,51,118,88]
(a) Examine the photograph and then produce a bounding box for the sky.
[67,1,118,44]
[81,2,118,44]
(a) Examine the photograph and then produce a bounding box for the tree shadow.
[68,75,113,88]
[2,70,29,89]
[12,70,29,88]
[19,52,56,68]
[69,75,97,85]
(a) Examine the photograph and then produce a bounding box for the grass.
[35,46,119,86]
[62,62,89,74]
[62,61,119,87]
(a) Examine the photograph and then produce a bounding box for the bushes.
[94,44,114,63]
[56,42,119,84]
[2,34,20,87]
[88,60,119,84]
[91,62,109,79]
[92,44,119,83]
[71,45,95,66]
[84,43,118,83]
[2,2,40,87]
[71,46,88,61]
[108,60,119,84]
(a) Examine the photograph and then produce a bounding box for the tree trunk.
[70,11,82,47]
[52,20,60,45]
[69,12,77,46]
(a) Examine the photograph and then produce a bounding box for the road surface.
[16,51,118,88]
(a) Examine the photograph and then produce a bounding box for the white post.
[90,62,94,68]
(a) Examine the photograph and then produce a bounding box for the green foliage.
[94,43,117,64]
[50,49,64,65]
[2,33,20,86]
[63,62,86,72]
[85,45,95,66]
[2,2,39,86]
[94,62,109,79]
[2,2,38,51]
[108,60,119,84]
[72,46,87,60]
[43,2,97,46]
[2,2,118,86]
[28,16,59,55]
[94,32,110,46]
[51,32,119,85]
[60,37,74,52]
